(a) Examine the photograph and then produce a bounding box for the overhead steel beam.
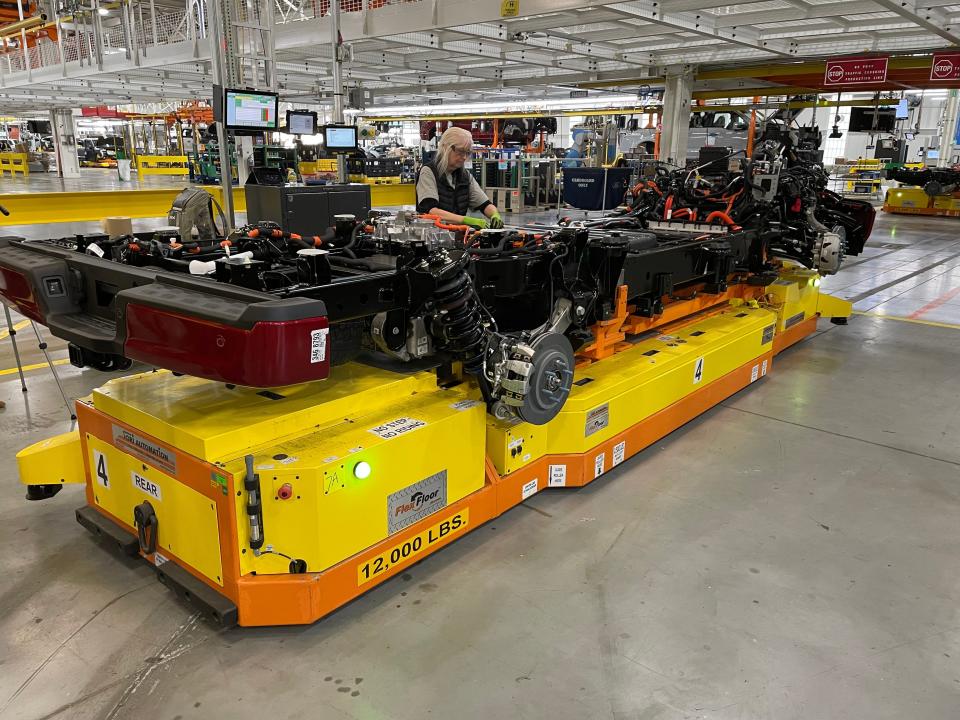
[372,67,661,99]
[870,0,960,44]
[659,0,778,11]
[713,0,876,29]
[274,0,677,50]
[604,1,798,59]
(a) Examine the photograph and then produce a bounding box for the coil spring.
[432,267,486,373]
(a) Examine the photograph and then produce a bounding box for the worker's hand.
[488,212,504,229]
[462,216,489,230]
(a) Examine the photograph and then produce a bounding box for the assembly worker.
[416,126,504,229]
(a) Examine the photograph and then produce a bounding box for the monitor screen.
[224,89,279,131]
[849,106,896,133]
[905,132,915,140]
[895,98,910,119]
[324,125,358,151]
[927,149,940,159]
[287,110,317,135]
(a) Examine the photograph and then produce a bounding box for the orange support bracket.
[746,96,761,158]
[577,285,630,363]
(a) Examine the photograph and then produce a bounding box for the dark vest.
[418,162,472,215]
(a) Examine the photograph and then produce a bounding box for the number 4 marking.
[94,450,110,488]
[693,357,705,384]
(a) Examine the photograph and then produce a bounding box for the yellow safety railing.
[0,185,416,226]
[0,153,30,176]
[136,154,191,176]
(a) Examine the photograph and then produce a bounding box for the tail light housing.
[124,304,330,387]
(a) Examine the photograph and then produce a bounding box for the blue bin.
[562,167,633,211]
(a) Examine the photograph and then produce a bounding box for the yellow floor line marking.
[0,358,70,376]
[853,311,960,330]
[0,319,31,341]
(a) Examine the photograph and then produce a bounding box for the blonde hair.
[436,126,473,176]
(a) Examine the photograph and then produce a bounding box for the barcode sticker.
[310,328,329,364]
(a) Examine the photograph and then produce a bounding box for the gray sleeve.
[416,168,439,203]
[468,174,491,210]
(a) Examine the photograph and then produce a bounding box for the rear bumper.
[76,505,238,628]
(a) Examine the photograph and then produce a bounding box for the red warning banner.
[930,52,960,81]
[824,57,888,86]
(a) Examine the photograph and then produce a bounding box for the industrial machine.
[244,183,371,237]
[615,125,875,276]
[4,201,852,627]
[884,166,960,217]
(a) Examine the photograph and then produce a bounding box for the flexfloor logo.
[387,471,447,533]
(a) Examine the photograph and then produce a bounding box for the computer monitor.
[895,98,910,120]
[223,89,279,132]
[849,107,895,133]
[286,110,318,136]
[905,132,915,140]
[927,149,940,160]
[323,125,359,152]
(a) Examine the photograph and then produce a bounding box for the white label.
[521,478,539,500]
[131,471,162,501]
[369,417,427,440]
[594,453,605,478]
[93,449,110,488]
[256,463,275,470]
[153,552,168,567]
[657,334,679,343]
[310,327,329,364]
[279,455,299,465]
[322,455,339,463]
[613,441,626,467]
[693,356,705,384]
[761,359,768,377]
[86,242,105,257]
[508,437,523,450]
[549,464,566,487]
[751,364,759,382]
[451,399,482,411]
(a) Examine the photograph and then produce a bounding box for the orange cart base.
[77,314,821,627]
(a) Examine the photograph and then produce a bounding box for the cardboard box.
[102,216,133,238]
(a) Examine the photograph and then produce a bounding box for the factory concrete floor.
[0,170,190,195]
[0,212,958,720]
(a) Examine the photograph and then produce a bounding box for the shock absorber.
[244,454,264,553]
[429,251,487,373]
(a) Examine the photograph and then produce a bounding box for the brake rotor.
[517,332,575,426]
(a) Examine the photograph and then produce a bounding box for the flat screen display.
[224,89,279,131]
[849,107,895,133]
[895,98,910,119]
[287,110,317,135]
[324,125,358,151]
